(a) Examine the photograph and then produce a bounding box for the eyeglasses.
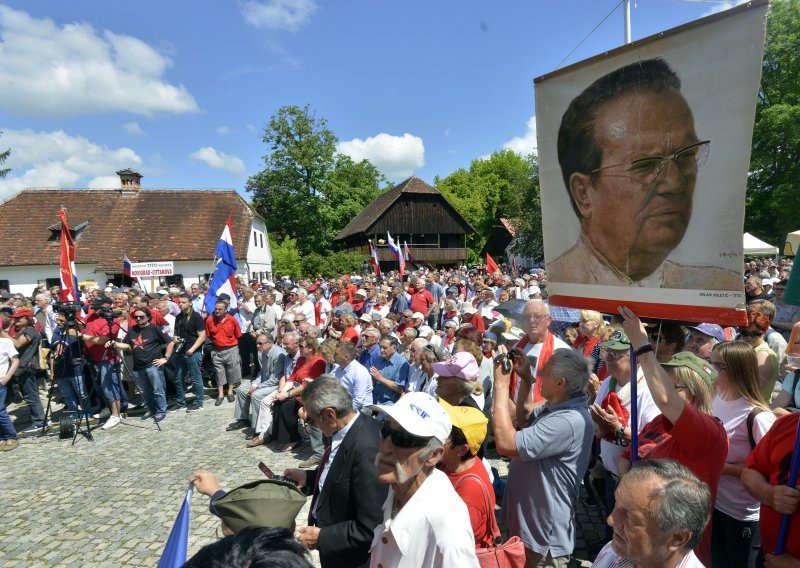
[380,422,429,449]
[600,348,629,360]
[673,384,689,391]
[524,314,550,322]
[738,329,763,338]
[711,362,727,373]
[133,315,147,320]
[256,341,268,345]
[591,140,710,186]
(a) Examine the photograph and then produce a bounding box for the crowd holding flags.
[387,232,405,277]
[403,240,413,263]
[57,209,81,302]
[204,213,240,315]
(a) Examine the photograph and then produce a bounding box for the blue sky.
[0,0,745,199]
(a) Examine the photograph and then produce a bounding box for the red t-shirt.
[341,326,359,345]
[84,314,121,363]
[621,403,727,567]
[205,315,241,348]
[467,313,485,333]
[409,287,434,314]
[746,413,800,558]
[447,459,496,549]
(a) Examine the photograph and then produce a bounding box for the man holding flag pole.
[387,232,405,279]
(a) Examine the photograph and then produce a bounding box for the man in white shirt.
[592,459,710,568]
[331,341,372,411]
[368,392,479,568]
[295,288,316,324]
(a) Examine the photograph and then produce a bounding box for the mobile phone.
[257,461,297,485]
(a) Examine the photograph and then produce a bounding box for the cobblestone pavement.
[1,388,607,567]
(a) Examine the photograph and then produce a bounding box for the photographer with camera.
[9,308,46,433]
[51,310,92,422]
[80,296,125,429]
[110,307,174,422]
[173,292,207,412]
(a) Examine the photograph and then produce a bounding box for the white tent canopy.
[743,232,778,256]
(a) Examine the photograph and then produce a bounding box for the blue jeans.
[99,361,127,404]
[16,366,45,428]
[59,373,90,416]
[0,381,17,441]
[173,350,204,407]
[132,366,167,415]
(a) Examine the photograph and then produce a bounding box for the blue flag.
[205,213,239,315]
[157,485,193,568]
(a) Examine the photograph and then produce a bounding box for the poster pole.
[624,0,631,44]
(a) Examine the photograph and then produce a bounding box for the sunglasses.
[380,422,429,449]
[738,330,763,337]
[133,315,147,320]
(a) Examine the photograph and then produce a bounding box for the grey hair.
[542,348,590,398]
[380,335,400,349]
[306,325,321,338]
[524,299,551,315]
[379,318,395,330]
[301,376,353,418]
[363,328,381,340]
[282,331,299,344]
[35,293,49,302]
[625,459,712,552]
[418,437,444,465]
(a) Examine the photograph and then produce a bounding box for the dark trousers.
[272,398,301,444]
[711,508,760,568]
[15,366,45,427]
[238,333,258,378]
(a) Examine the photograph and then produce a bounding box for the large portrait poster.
[536,1,768,325]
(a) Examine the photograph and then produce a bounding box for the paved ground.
[1,386,607,567]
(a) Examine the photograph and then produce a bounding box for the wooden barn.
[334,176,473,266]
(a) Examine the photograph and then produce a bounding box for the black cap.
[92,296,113,306]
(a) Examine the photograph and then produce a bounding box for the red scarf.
[511,331,555,402]
[600,377,631,443]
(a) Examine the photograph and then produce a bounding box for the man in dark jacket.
[283,376,386,568]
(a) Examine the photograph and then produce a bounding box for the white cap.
[417,325,433,338]
[355,289,367,297]
[368,392,452,444]
[460,302,477,315]
[411,311,425,320]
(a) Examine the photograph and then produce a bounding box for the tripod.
[41,321,94,444]
[104,342,162,432]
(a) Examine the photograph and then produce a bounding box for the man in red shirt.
[205,301,242,406]
[438,400,495,550]
[408,277,435,318]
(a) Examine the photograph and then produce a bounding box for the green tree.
[0,132,10,179]
[506,154,544,262]
[319,154,384,239]
[269,235,303,280]
[247,105,338,254]
[746,0,800,246]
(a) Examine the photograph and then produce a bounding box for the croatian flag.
[369,240,381,278]
[403,241,413,262]
[58,209,81,302]
[157,485,193,568]
[387,232,405,276]
[204,214,239,315]
[124,255,148,293]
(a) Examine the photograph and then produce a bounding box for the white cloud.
[337,133,425,180]
[502,115,537,156]
[702,1,747,17]
[246,124,259,134]
[216,126,233,135]
[189,146,246,175]
[240,0,317,31]
[0,128,142,199]
[88,175,122,188]
[0,6,198,117]
[123,121,146,136]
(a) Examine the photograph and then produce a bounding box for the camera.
[54,301,82,322]
[96,306,123,320]
[494,352,516,373]
[173,336,186,354]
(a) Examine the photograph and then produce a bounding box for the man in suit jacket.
[283,376,386,568]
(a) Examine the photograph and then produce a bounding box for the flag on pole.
[387,232,405,277]
[157,485,193,568]
[369,240,381,278]
[403,241,413,262]
[485,253,499,275]
[58,210,81,302]
[204,213,239,315]
[510,256,517,273]
[124,255,149,293]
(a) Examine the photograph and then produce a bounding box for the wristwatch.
[615,425,629,447]
[634,344,654,357]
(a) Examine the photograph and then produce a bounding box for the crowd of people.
[0,256,799,567]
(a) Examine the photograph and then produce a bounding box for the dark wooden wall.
[371,194,471,235]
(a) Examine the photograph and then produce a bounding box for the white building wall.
[245,218,273,282]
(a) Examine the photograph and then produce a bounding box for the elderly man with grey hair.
[592,459,711,567]
[492,348,594,567]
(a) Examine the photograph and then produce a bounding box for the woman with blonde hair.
[710,341,776,567]
[739,309,779,404]
[574,309,608,380]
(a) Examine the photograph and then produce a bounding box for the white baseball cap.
[368,392,452,444]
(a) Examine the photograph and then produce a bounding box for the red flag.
[58,209,81,302]
[486,253,499,275]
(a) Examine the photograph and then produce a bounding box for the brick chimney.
[116,168,142,192]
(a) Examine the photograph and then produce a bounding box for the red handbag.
[455,474,526,568]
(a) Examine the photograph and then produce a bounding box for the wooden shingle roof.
[334,176,472,240]
[0,188,259,270]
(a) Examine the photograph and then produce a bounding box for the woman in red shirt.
[270,338,326,452]
[339,313,360,345]
[574,309,608,380]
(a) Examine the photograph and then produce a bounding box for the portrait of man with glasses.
[546,57,741,291]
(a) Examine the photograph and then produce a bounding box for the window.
[199,274,211,284]
[165,274,184,288]
[45,278,61,290]
[0,280,9,292]
[253,230,257,245]
[108,274,134,287]
[259,233,264,248]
